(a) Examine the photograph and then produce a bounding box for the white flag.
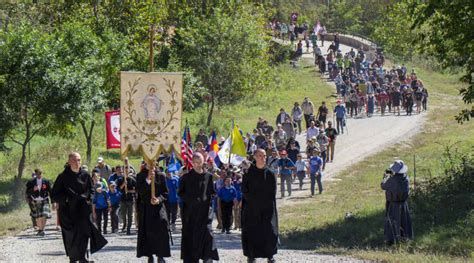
[217,137,245,166]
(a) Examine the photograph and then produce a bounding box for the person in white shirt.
[306,121,319,141]
[294,154,307,190]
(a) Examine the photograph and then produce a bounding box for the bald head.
[68,152,81,173]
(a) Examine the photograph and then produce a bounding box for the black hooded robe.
[381,173,414,244]
[50,166,107,261]
[136,169,171,259]
[178,169,219,263]
[241,165,279,259]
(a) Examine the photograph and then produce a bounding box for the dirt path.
[0,42,424,263]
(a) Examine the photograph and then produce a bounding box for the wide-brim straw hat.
[390,160,408,174]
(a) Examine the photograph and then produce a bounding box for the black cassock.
[241,165,279,259]
[178,169,219,262]
[136,169,171,258]
[50,166,107,261]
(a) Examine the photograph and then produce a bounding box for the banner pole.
[149,24,155,72]
[148,24,156,203]
[228,119,234,166]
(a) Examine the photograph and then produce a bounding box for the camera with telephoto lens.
[384,169,393,178]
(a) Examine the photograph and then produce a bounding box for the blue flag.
[167,153,181,173]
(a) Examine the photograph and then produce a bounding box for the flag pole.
[228,119,234,166]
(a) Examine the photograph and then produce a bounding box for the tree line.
[0,1,272,179]
[0,0,472,180]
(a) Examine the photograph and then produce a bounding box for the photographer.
[381,160,413,245]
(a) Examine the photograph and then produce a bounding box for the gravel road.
[0,42,424,263]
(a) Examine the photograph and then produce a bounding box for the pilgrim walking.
[178,153,219,263]
[241,149,278,263]
[381,160,414,245]
[136,163,171,263]
[25,168,51,236]
[51,152,107,263]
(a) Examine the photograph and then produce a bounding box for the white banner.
[120,72,183,161]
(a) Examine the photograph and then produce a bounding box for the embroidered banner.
[120,72,183,161]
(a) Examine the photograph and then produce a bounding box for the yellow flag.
[231,125,247,157]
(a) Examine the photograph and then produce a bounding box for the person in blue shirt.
[214,169,227,230]
[232,173,243,230]
[108,182,122,233]
[217,177,237,234]
[108,165,123,185]
[308,148,324,196]
[334,100,347,134]
[165,171,180,231]
[93,183,111,234]
[278,150,295,198]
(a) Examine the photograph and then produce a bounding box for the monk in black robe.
[242,149,278,263]
[51,152,107,262]
[136,165,171,263]
[178,153,219,263]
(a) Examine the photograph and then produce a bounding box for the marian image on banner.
[120,72,183,161]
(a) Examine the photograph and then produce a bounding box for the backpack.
[415,92,423,101]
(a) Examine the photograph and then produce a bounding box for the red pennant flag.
[105,110,120,149]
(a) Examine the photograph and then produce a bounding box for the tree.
[410,0,474,122]
[175,5,271,126]
[372,1,417,59]
[48,21,130,165]
[0,22,73,179]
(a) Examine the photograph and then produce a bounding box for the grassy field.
[278,63,474,261]
[0,57,332,235]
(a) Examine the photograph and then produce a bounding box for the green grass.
[0,57,332,235]
[278,64,474,261]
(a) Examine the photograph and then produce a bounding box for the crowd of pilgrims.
[29,107,332,263]
[316,47,429,118]
[268,18,429,118]
[24,16,425,263]
[38,144,283,262]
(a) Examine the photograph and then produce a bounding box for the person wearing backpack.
[92,183,111,234]
[95,157,112,181]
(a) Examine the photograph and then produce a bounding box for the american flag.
[181,125,193,169]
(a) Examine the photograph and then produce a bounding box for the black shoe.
[226,230,231,234]
[221,229,225,233]
[158,257,165,263]
[126,230,131,235]
[147,256,154,263]
[103,231,107,235]
[268,257,276,263]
